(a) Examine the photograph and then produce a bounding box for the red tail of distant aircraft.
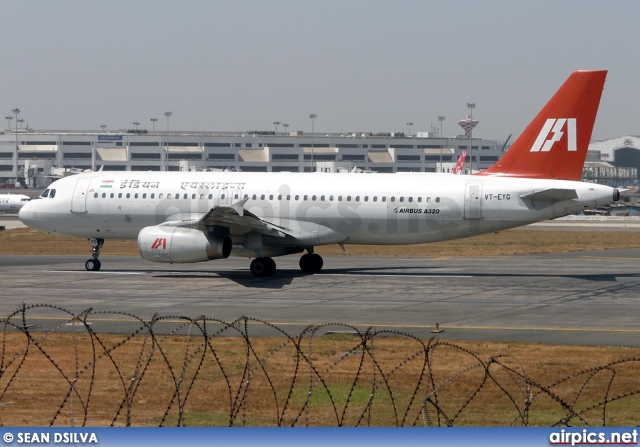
[452,151,466,175]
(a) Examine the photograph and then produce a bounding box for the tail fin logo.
[530,118,577,152]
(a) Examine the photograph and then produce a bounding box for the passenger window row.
[91,191,442,203]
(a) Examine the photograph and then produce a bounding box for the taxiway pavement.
[1,250,639,346]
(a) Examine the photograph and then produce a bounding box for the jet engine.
[138,226,232,263]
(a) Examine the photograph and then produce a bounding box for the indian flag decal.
[100,180,114,188]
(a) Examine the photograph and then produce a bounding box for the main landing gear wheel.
[299,253,323,274]
[250,257,276,277]
[85,237,104,271]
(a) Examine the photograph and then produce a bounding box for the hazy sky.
[1,0,638,142]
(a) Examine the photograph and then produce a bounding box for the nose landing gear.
[85,238,104,271]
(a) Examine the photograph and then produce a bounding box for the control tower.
[458,115,478,138]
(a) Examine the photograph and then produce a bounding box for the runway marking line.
[321,274,472,278]
[13,317,640,334]
[47,271,474,278]
[49,270,146,275]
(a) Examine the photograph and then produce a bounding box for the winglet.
[477,70,607,181]
[231,197,249,216]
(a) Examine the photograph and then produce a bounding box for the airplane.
[452,151,466,174]
[19,70,619,277]
[0,193,31,212]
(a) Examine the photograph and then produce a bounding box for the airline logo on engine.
[530,118,577,152]
[151,238,167,249]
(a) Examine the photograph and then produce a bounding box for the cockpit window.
[40,189,50,198]
[49,189,56,198]
[20,198,30,202]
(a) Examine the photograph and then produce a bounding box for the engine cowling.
[138,226,232,263]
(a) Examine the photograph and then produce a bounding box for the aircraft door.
[71,178,92,213]
[464,182,482,219]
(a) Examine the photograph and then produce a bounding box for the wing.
[161,198,291,237]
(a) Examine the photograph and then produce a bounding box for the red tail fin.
[452,150,466,174]
[477,70,607,180]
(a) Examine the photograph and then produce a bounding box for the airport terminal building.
[0,128,502,188]
[584,136,640,186]
[0,128,638,189]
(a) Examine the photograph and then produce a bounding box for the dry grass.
[1,332,639,427]
[1,227,639,257]
[0,229,140,256]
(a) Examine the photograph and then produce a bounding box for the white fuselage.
[0,194,30,212]
[19,171,616,252]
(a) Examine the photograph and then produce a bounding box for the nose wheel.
[85,238,104,271]
[85,259,102,271]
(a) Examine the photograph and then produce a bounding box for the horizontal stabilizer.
[520,188,578,209]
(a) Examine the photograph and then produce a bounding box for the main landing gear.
[250,257,276,277]
[248,249,324,278]
[85,238,104,271]
[299,252,323,274]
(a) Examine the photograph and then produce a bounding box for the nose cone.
[18,199,40,229]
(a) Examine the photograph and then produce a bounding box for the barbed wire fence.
[0,304,639,427]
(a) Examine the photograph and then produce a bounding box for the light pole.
[309,114,317,171]
[11,109,20,185]
[150,118,157,131]
[100,124,106,132]
[467,102,475,173]
[5,116,12,130]
[133,121,140,131]
[283,123,289,134]
[17,119,24,129]
[406,122,413,136]
[273,121,280,134]
[438,116,446,173]
[11,109,20,134]
[164,112,172,132]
